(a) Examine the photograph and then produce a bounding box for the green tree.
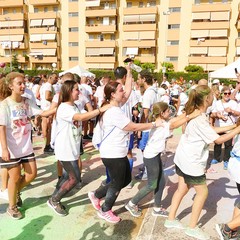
[161,62,174,72]
[184,64,204,73]
[11,54,20,70]
[141,62,155,73]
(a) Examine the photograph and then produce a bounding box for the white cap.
[212,79,220,84]
[189,80,193,83]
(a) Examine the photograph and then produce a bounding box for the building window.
[139,2,143,7]
[69,57,78,61]
[89,35,94,40]
[167,40,179,45]
[53,7,58,12]
[168,24,180,29]
[169,7,181,12]
[127,2,132,8]
[149,1,156,6]
[111,34,115,40]
[166,57,178,61]
[44,7,48,12]
[69,0,78,1]
[69,12,79,17]
[69,42,79,47]
[195,0,200,4]
[69,27,78,32]
[34,8,39,13]
[209,0,213,3]
[13,9,17,14]
[222,0,227,3]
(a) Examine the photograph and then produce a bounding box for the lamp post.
[5,17,12,71]
[162,10,170,80]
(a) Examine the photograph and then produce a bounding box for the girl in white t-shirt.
[47,80,110,216]
[165,85,240,240]
[88,81,164,224]
[0,72,53,220]
[125,102,200,218]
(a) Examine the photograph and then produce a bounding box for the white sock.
[154,207,161,212]
[129,201,136,207]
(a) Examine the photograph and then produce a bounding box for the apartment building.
[0,0,239,73]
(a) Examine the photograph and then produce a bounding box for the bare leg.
[168,176,189,220]
[18,160,37,191]
[189,184,208,228]
[1,168,8,190]
[7,166,21,207]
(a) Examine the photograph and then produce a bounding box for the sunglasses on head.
[223,92,231,96]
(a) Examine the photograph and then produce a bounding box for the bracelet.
[151,122,156,128]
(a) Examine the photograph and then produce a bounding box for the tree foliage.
[184,64,204,73]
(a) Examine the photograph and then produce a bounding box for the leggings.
[131,153,165,208]
[52,160,80,202]
[95,156,131,212]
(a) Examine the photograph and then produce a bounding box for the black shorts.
[175,165,206,185]
[0,153,35,168]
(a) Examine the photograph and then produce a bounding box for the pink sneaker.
[97,209,121,224]
[88,191,100,210]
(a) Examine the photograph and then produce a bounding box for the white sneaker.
[185,226,210,240]
[0,189,8,201]
[164,219,186,229]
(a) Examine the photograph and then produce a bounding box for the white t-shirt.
[177,92,188,115]
[141,86,158,132]
[0,97,42,159]
[31,84,41,106]
[212,99,240,127]
[143,122,170,158]
[40,82,53,110]
[121,90,139,120]
[94,85,105,107]
[54,103,82,161]
[99,106,131,158]
[174,114,219,176]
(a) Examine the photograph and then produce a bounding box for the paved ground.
[0,128,239,240]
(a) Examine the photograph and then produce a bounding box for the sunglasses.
[223,92,231,96]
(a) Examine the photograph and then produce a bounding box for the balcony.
[0,56,26,63]
[135,55,155,63]
[123,24,156,32]
[0,13,24,21]
[0,0,23,7]
[29,27,57,34]
[28,0,59,5]
[85,56,115,63]
[122,40,156,48]
[85,24,116,33]
[28,12,58,20]
[0,28,24,35]
[85,9,117,17]
[236,38,240,46]
[191,21,229,30]
[188,56,227,64]
[30,56,58,63]
[190,39,228,47]
[85,40,116,48]
[192,3,231,12]
[123,7,157,15]
[30,42,57,49]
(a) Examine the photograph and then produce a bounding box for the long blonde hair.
[148,102,169,122]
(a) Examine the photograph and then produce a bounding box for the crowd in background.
[1,67,240,240]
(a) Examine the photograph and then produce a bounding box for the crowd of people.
[0,66,240,240]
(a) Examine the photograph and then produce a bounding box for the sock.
[154,207,161,212]
[129,201,136,207]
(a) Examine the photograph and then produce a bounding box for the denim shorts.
[138,131,149,151]
[0,153,35,168]
[176,165,206,185]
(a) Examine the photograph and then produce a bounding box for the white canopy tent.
[59,65,95,78]
[209,58,240,80]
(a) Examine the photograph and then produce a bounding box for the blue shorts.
[128,133,134,150]
[138,132,149,151]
